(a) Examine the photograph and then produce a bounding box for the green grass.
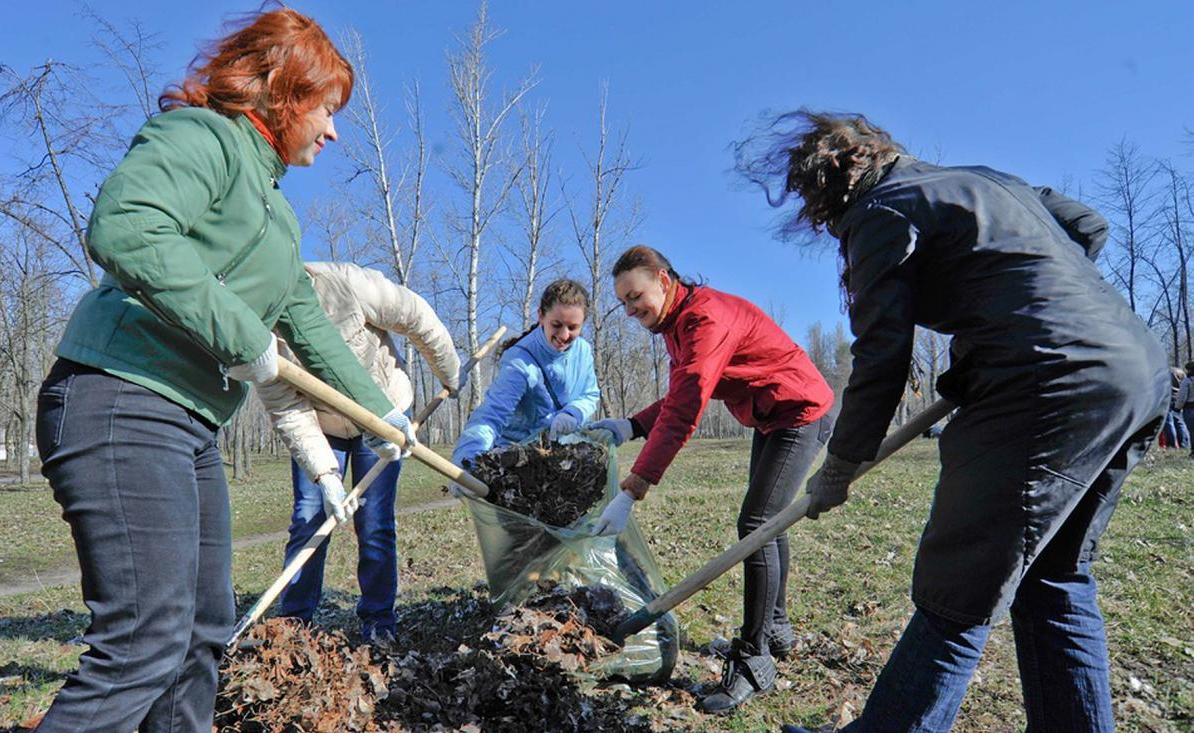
[1,440,1191,732]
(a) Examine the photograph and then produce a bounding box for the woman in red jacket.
[591,244,835,713]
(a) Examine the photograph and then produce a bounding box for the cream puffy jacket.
[256,262,460,479]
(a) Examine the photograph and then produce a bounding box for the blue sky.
[5,0,1194,341]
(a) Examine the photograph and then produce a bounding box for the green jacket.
[57,107,393,426]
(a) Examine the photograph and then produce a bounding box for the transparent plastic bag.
[462,432,678,683]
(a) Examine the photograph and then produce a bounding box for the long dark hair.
[498,278,591,355]
[733,109,904,302]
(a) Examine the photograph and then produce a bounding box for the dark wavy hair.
[499,278,591,354]
[734,110,904,305]
[733,109,904,235]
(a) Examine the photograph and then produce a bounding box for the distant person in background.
[737,110,1170,733]
[451,279,599,476]
[255,262,459,644]
[1179,362,1194,458]
[1161,366,1189,450]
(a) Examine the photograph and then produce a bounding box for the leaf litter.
[214,582,683,733]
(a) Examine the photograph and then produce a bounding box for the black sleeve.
[828,203,919,464]
[1035,186,1109,261]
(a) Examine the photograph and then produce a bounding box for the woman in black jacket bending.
[739,111,1169,733]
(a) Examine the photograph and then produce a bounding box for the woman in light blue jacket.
[453,279,600,468]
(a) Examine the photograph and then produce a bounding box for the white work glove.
[317,472,357,524]
[549,410,581,440]
[592,490,636,536]
[589,417,633,446]
[363,408,418,460]
[225,334,279,385]
[805,454,862,520]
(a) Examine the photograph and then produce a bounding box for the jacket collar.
[234,114,287,182]
[522,324,570,362]
[651,281,695,334]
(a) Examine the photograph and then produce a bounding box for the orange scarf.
[244,110,289,165]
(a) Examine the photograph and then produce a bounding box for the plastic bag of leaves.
[460,431,678,684]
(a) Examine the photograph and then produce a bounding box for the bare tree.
[1157,162,1191,362]
[0,62,126,285]
[0,224,69,481]
[1097,139,1158,313]
[304,195,368,264]
[339,29,420,283]
[506,105,562,329]
[566,84,641,399]
[443,1,537,409]
[80,4,163,123]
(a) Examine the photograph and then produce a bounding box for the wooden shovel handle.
[276,358,489,497]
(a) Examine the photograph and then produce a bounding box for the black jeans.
[737,415,832,651]
[35,360,234,733]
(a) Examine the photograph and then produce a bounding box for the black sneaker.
[697,638,777,715]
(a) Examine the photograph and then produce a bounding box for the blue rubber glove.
[588,417,633,446]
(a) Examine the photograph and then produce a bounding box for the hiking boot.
[768,619,796,660]
[697,638,776,714]
[709,622,796,660]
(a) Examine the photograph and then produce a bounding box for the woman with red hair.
[34,9,413,731]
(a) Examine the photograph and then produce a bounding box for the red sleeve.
[631,398,664,433]
[631,310,737,484]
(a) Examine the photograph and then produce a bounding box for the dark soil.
[466,437,608,527]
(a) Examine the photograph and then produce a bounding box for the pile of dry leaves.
[215,618,387,732]
[216,583,660,733]
[467,437,608,527]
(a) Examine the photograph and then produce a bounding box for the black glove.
[805,453,861,519]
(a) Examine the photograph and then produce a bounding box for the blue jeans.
[277,434,402,636]
[1185,408,1194,454]
[35,360,233,733]
[842,563,1112,733]
[839,416,1159,733]
[1162,408,1189,448]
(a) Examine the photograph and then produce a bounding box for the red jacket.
[630,284,834,484]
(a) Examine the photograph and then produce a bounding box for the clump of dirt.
[466,437,608,527]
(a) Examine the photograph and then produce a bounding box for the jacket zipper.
[216,188,274,284]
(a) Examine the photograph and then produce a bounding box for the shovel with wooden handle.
[610,398,954,644]
[224,327,505,651]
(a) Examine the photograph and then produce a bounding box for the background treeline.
[0,5,1189,480]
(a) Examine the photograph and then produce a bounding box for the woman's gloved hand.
[549,409,581,440]
[804,453,861,519]
[588,417,633,446]
[225,334,280,385]
[363,408,418,460]
[317,472,357,524]
[592,490,636,536]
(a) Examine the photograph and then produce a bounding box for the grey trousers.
[737,415,832,651]
[35,360,234,733]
